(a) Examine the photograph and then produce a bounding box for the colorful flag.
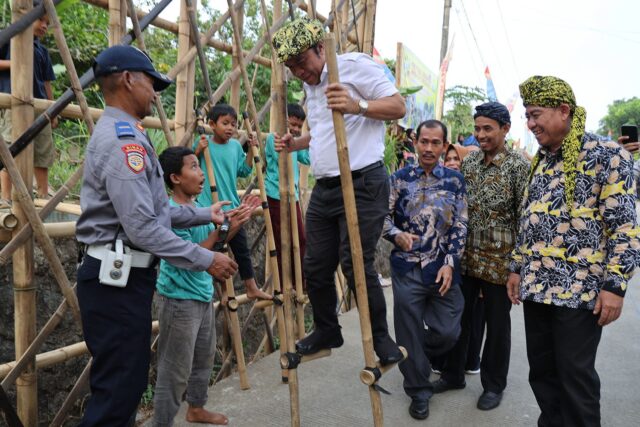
[484,66,498,102]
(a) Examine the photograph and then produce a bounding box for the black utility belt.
[316,160,384,189]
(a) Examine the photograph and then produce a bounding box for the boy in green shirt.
[194,103,271,301]
[153,146,259,426]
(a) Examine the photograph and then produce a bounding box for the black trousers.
[393,265,463,400]
[523,301,603,427]
[303,163,391,342]
[77,255,157,427]
[228,226,254,280]
[442,275,511,393]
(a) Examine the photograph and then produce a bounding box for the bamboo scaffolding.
[0,0,173,171]
[49,359,90,427]
[176,0,305,148]
[0,138,81,320]
[324,33,383,426]
[83,0,272,68]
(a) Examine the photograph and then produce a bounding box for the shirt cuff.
[602,275,627,298]
[509,260,522,275]
[195,206,213,225]
[444,254,456,268]
[193,247,215,272]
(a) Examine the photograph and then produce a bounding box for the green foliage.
[399,85,422,97]
[140,383,154,406]
[383,132,399,173]
[443,85,486,142]
[598,97,640,138]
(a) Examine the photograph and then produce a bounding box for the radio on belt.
[98,239,133,287]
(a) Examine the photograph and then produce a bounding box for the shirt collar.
[485,146,509,167]
[414,163,444,178]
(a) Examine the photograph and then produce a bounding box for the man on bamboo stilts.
[272,18,406,365]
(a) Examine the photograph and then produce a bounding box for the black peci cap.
[92,45,173,92]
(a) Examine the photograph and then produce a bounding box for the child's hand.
[274,132,293,152]
[198,135,208,150]
[227,195,261,232]
[247,132,259,147]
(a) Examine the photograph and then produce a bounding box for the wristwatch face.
[358,99,369,114]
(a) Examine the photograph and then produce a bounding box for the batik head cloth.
[474,101,511,126]
[272,18,325,63]
[519,75,587,211]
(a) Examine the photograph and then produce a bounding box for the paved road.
[150,277,640,427]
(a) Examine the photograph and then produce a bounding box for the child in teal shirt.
[194,103,271,300]
[154,146,258,426]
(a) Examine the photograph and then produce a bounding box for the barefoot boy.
[153,146,259,426]
[194,103,271,300]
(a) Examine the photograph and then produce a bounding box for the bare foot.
[246,286,273,300]
[185,406,228,425]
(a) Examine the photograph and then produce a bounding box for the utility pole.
[440,0,452,65]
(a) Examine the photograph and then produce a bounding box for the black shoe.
[374,335,404,366]
[295,328,344,355]
[431,378,466,394]
[477,391,503,410]
[409,398,429,420]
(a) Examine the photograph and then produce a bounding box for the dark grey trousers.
[393,265,463,401]
[153,297,216,427]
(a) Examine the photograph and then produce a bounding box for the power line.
[473,0,508,81]
[459,0,486,65]
[495,0,520,77]
[452,1,484,80]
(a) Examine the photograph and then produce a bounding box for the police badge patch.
[121,144,147,173]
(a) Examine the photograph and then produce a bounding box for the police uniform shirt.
[76,106,215,271]
[303,52,398,178]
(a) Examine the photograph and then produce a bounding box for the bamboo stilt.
[324,33,384,426]
[232,0,295,385]
[108,0,125,46]
[201,143,250,390]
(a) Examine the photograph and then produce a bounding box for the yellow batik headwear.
[272,17,325,63]
[520,75,587,211]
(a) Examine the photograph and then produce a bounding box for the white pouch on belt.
[98,239,132,287]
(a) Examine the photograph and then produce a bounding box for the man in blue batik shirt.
[383,119,468,420]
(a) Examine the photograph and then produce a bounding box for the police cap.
[93,45,172,92]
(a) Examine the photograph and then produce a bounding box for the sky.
[160,0,640,144]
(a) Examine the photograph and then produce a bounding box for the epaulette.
[115,121,136,139]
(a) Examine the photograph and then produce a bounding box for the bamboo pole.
[287,149,305,340]
[42,0,95,134]
[0,211,18,230]
[230,3,244,112]
[268,24,301,427]
[361,0,377,55]
[200,141,250,390]
[125,0,174,146]
[108,0,126,45]
[42,221,75,238]
[360,347,408,386]
[32,198,80,215]
[324,33,383,426]
[10,1,37,422]
[174,0,193,143]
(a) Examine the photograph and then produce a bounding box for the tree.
[598,97,640,138]
[442,85,485,143]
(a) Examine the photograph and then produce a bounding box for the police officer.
[75,45,237,426]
